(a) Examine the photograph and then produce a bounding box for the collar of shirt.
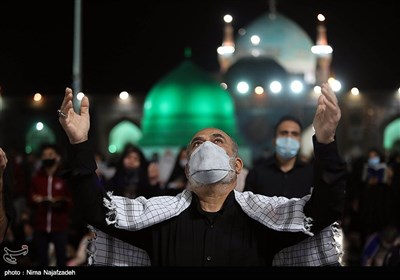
[192,190,235,223]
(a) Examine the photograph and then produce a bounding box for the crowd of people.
[1,82,400,267]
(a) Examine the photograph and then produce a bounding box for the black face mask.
[125,167,139,176]
[42,159,56,168]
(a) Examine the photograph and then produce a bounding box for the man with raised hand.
[58,82,346,266]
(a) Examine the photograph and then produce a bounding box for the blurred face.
[368,150,378,159]
[123,152,141,169]
[275,120,302,143]
[274,120,302,160]
[41,147,60,168]
[41,148,59,161]
[367,150,380,166]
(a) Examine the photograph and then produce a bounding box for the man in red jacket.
[30,143,71,266]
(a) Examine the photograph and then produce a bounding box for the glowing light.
[311,45,333,55]
[254,86,264,95]
[328,78,342,92]
[223,14,233,23]
[36,122,44,131]
[313,86,322,94]
[33,93,42,102]
[119,91,129,100]
[76,92,85,101]
[251,49,261,57]
[269,81,282,94]
[351,87,360,96]
[237,81,250,94]
[250,35,261,45]
[108,144,117,154]
[290,80,303,94]
[317,14,326,22]
[217,45,235,55]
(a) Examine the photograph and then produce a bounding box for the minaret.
[217,14,235,74]
[311,14,333,85]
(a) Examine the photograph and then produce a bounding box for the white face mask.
[188,141,235,184]
[368,156,380,167]
[275,137,300,159]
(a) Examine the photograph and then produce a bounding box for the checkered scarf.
[87,189,342,266]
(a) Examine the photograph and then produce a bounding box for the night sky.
[1,0,399,97]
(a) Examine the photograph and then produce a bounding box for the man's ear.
[235,157,243,174]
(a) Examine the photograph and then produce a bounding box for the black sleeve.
[62,140,106,227]
[304,135,347,232]
[62,140,152,251]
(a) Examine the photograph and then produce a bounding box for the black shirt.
[245,155,313,198]
[64,137,346,266]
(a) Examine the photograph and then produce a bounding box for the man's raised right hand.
[58,87,90,144]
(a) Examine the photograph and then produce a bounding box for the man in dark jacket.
[245,115,313,198]
[57,82,346,266]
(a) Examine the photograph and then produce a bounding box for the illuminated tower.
[217,14,235,74]
[311,14,333,85]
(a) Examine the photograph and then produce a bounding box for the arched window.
[25,122,56,154]
[108,120,142,154]
[384,118,400,151]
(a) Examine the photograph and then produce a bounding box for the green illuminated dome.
[139,60,241,146]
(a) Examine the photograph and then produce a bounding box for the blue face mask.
[275,137,300,159]
[368,156,380,166]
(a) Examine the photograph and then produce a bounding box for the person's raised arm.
[57,88,107,228]
[0,148,8,243]
[57,88,153,251]
[305,82,346,230]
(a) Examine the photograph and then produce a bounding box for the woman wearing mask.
[29,143,71,266]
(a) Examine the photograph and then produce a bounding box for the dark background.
[1,0,399,97]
